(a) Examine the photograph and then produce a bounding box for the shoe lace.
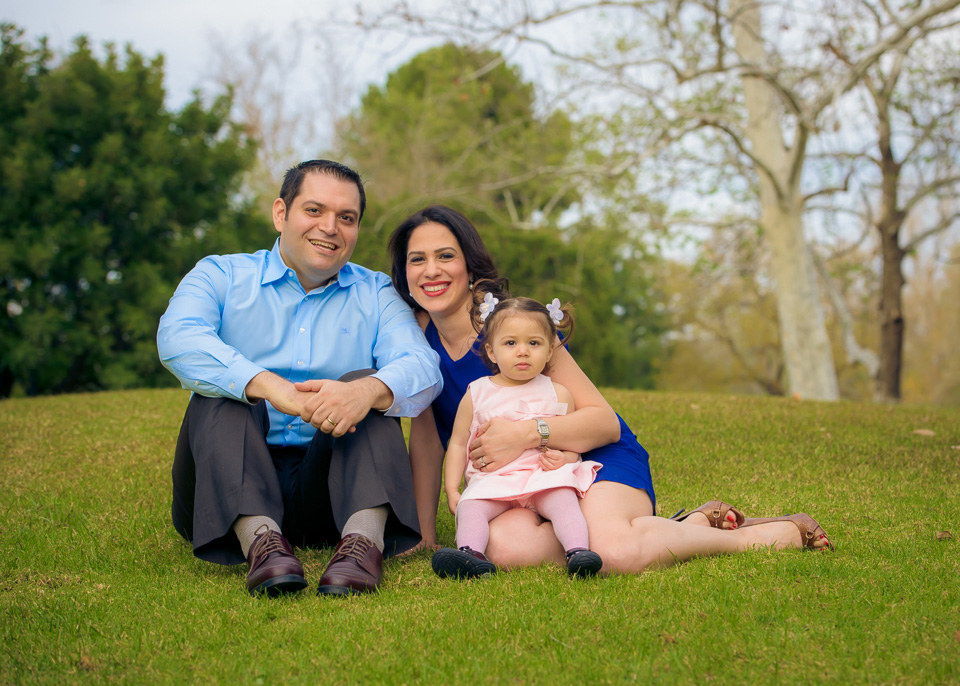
[336,535,373,562]
[250,530,285,559]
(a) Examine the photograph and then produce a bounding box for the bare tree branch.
[696,115,784,200]
[903,209,960,252]
[803,168,854,204]
[901,175,960,218]
[813,0,960,118]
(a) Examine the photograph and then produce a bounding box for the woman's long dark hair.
[387,206,509,314]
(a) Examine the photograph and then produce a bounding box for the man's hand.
[539,449,579,471]
[245,371,313,417]
[294,376,392,438]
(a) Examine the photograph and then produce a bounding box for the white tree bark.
[730,0,839,400]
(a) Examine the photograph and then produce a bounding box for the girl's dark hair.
[387,205,508,313]
[478,297,575,374]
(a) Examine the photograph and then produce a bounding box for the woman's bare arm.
[408,408,444,546]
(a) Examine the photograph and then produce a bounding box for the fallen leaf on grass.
[952,446,960,451]
[937,531,953,541]
[955,630,960,643]
[660,632,677,644]
[912,429,936,437]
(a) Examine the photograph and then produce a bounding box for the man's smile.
[309,238,337,251]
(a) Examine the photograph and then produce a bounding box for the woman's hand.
[468,417,538,472]
[396,539,440,557]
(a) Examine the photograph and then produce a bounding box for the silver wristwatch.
[535,418,550,448]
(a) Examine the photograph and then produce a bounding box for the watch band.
[536,418,550,448]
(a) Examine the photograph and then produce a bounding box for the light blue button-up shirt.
[157,240,442,447]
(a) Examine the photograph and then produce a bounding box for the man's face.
[273,172,361,291]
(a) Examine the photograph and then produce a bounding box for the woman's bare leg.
[402,412,445,555]
[582,482,828,574]
[485,507,565,568]
[485,482,828,573]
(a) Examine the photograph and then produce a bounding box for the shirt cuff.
[372,369,441,417]
[230,360,268,403]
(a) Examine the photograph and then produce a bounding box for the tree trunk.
[873,87,906,402]
[876,231,905,401]
[730,0,839,401]
[762,195,840,400]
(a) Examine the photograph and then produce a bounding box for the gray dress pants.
[170,373,420,565]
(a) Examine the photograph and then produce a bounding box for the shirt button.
[287,424,293,430]
[194,380,199,385]
[297,360,304,366]
[288,270,294,277]
[229,382,234,389]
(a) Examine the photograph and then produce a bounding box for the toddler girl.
[431,295,603,579]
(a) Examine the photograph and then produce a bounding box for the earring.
[468,276,474,291]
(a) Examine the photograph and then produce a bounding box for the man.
[157,160,442,597]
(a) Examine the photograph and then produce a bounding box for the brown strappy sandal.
[669,501,745,529]
[740,513,834,551]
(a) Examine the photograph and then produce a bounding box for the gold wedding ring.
[325,417,337,426]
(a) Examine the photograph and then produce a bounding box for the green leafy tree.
[338,43,665,387]
[338,43,578,269]
[0,25,263,397]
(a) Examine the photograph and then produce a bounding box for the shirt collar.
[262,239,364,290]
[263,240,291,285]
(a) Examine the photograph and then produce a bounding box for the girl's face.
[484,313,554,385]
[405,222,472,318]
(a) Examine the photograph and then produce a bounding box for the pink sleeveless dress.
[459,374,600,509]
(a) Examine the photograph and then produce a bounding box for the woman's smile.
[421,280,451,296]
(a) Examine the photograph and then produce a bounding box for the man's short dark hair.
[279,160,366,224]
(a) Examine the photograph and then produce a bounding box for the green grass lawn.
[1,388,957,684]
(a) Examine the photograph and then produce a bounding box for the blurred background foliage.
[0,25,262,396]
[2,4,959,405]
[337,44,666,389]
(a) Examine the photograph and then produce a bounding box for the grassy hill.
[1,388,957,684]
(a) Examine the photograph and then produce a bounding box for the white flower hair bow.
[478,292,500,322]
[546,298,563,324]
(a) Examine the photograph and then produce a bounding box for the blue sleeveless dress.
[425,321,656,511]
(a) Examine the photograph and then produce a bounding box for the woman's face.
[405,222,472,318]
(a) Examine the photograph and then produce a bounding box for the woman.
[388,206,831,572]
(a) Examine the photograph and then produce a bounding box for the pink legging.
[456,488,589,554]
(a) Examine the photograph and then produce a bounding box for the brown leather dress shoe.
[316,534,383,596]
[246,529,308,597]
